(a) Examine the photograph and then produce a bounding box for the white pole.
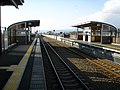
[28,27,31,42]
[25,22,27,44]
[77,28,78,40]
[101,24,103,44]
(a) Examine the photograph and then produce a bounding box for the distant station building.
[72,21,118,44]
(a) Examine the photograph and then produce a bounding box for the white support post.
[77,28,78,40]
[28,27,31,42]
[25,22,27,44]
[101,24,103,44]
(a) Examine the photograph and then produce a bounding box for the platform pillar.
[76,28,78,40]
[0,6,2,55]
[25,22,27,44]
[101,24,103,44]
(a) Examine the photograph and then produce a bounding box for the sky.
[1,0,120,32]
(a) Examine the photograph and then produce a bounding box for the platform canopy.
[72,21,117,44]
[0,0,24,55]
[0,0,24,8]
[72,21,117,31]
[8,20,40,30]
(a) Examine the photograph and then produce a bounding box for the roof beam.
[0,0,24,8]
[11,0,18,8]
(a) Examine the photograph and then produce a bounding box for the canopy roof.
[73,21,117,30]
[0,0,24,8]
[8,20,40,30]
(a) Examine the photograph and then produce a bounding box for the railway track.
[95,59,120,76]
[47,37,120,78]
[42,36,120,90]
[62,43,120,79]
[40,37,90,90]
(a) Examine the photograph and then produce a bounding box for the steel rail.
[41,37,90,90]
[97,58,120,70]
[40,38,65,90]
[54,41,120,78]
[65,46,120,78]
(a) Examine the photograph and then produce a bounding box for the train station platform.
[43,34,120,64]
[43,35,120,53]
[61,38,120,53]
[0,38,46,90]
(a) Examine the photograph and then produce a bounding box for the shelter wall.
[102,36,113,44]
[91,36,101,42]
[70,35,77,39]
[78,35,83,40]
[70,34,83,40]
[115,38,120,44]
[16,36,26,44]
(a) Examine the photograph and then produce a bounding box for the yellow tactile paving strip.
[61,38,120,52]
[3,38,36,90]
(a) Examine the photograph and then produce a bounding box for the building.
[0,0,24,55]
[72,21,117,44]
[7,20,40,45]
